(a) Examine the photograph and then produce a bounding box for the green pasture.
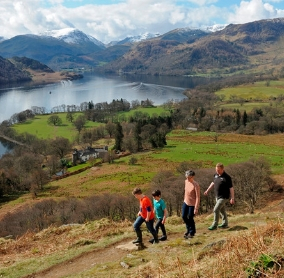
[215,80,284,101]
[218,102,270,111]
[12,107,169,141]
[13,113,100,141]
[118,106,170,118]
[149,131,284,174]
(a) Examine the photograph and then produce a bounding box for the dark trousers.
[155,218,167,236]
[133,216,157,240]
[182,202,196,236]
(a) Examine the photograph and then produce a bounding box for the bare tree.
[228,158,272,213]
[49,137,71,159]
[73,115,87,134]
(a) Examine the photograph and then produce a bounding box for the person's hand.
[194,208,198,215]
[230,198,235,205]
[145,218,149,222]
[204,190,208,196]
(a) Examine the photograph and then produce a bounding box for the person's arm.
[194,185,201,214]
[162,208,168,224]
[204,182,214,195]
[230,187,235,204]
[145,210,151,221]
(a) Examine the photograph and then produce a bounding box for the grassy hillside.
[216,79,284,100]
[0,193,283,277]
[13,113,100,140]
[12,107,169,140]
[0,128,283,277]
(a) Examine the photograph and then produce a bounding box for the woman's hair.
[185,170,195,178]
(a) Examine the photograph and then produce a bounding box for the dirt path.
[23,239,132,278]
[22,233,183,278]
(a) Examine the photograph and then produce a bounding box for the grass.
[1,129,284,277]
[12,107,169,141]
[0,209,283,277]
[13,113,100,140]
[8,130,281,201]
[118,106,170,117]
[216,80,284,101]
[156,131,284,173]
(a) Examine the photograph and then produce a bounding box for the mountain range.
[1,18,284,80]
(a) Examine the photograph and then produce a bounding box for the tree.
[114,122,124,151]
[228,158,272,213]
[242,110,248,126]
[47,115,62,126]
[73,115,86,134]
[134,121,142,151]
[49,137,71,159]
[105,121,116,137]
[66,112,75,123]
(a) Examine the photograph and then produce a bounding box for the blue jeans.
[182,203,196,236]
[133,216,157,239]
[212,198,228,227]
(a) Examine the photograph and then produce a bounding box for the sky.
[1,0,284,44]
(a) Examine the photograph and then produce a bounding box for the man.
[132,187,159,244]
[204,163,235,230]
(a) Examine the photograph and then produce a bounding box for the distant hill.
[0,56,31,84]
[9,56,54,73]
[1,18,284,75]
[99,18,284,76]
[0,31,104,71]
[0,56,80,85]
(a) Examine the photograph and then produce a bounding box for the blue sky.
[1,0,284,43]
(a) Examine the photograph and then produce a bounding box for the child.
[132,187,159,244]
[151,189,168,242]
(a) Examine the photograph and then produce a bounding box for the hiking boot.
[208,225,217,230]
[184,233,194,239]
[218,224,228,228]
[153,239,159,244]
[148,238,155,244]
[159,235,167,241]
[132,238,142,244]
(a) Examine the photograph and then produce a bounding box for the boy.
[151,189,168,242]
[132,187,159,244]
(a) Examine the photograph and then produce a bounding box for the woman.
[182,170,200,238]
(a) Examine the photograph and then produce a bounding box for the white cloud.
[185,0,218,6]
[227,0,284,24]
[0,0,284,43]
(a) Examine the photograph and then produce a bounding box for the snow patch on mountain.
[202,24,228,32]
[40,28,105,48]
[125,32,161,42]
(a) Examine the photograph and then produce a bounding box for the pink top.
[184,179,200,208]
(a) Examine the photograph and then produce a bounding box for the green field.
[12,107,169,140]
[13,113,101,140]
[216,80,284,101]
[115,131,284,175]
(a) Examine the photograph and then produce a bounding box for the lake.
[0,73,214,156]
